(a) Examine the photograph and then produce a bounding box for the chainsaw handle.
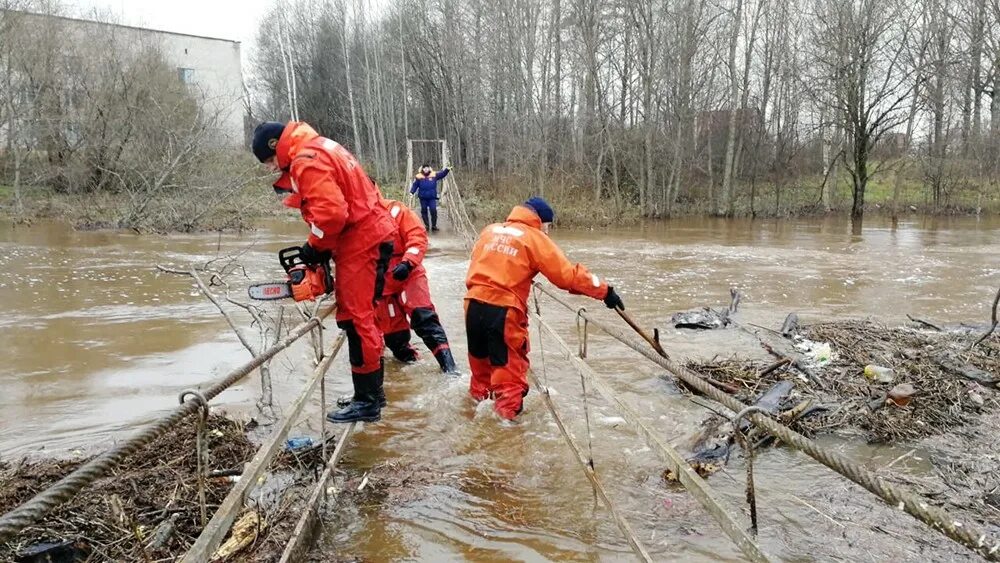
[278,246,304,273]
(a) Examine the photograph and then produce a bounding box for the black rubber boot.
[434,347,459,374]
[327,370,382,423]
[337,391,386,409]
[374,368,386,408]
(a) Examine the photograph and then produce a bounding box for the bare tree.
[240,0,997,221]
[807,0,923,229]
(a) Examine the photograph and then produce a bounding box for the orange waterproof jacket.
[465,205,609,313]
[274,122,394,255]
[382,198,428,269]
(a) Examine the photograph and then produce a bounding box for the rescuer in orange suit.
[464,197,625,420]
[252,121,396,424]
[375,197,458,373]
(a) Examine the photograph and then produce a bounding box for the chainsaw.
[248,246,333,302]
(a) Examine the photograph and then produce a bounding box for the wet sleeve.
[530,233,609,300]
[296,163,348,252]
[399,207,429,267]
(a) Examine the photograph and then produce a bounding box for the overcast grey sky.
[69,0,273,45]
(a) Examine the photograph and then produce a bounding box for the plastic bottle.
[285,437,314,450]
[863,365,895,383]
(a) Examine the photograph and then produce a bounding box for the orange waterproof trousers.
[465,299,530,419]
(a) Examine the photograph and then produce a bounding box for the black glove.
[299,242,329,266]
[392,261,413,281]
[603,286,624,310]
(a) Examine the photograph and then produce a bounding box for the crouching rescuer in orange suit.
[252,121,396,423]
[464,197,625,420]
[376,198,458,373]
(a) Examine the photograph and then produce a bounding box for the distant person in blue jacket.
[409,163,450,232]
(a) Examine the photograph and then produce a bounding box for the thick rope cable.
[533,282,1000,561]
[442,175,478,247]
[0,306,335,542]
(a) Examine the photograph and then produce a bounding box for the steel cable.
[533,282,1000,561]
[0,306,334,542]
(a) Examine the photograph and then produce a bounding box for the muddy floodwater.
[1,215,997,561]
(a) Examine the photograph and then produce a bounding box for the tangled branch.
[971,286,1000,350]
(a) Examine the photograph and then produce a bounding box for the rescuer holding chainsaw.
[376,197,458,373]
[252,121,396,424]
[464,197,625,420]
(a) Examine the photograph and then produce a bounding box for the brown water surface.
[1,215,997,561]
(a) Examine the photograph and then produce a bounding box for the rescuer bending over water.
[464,197,625,420]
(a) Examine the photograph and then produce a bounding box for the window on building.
[178,68,195,84]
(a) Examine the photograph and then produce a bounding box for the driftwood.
[754,336,828,391]
[683,381,796,476]
[780,313,800,338]
[759,358,791,378]
[970,286,1000,350]
[907,314,943,332]
[934,354,1000,386]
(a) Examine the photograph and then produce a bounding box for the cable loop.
[178,389,210,421]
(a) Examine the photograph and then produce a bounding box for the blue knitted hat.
[251,121,286,163]
[524,196,555,223]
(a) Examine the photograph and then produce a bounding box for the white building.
[149,24,246,142]
[4,10,246,143]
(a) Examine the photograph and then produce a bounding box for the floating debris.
[0,415,256,562]
[682,320,999,443]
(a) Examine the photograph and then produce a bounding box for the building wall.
[149,31,245,144]
[3,10,245,144]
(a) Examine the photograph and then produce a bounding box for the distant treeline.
[250,0,1000,223]
[0,2,261,231]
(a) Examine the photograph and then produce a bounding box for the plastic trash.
[969,390,985,407]
[887,383,916,406]
[811,343,833,365]
[795,339,837,366]
[285,437,314,451]
[864,365,895,383]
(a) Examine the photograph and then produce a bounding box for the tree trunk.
[820,106,832,211]
[851,141,868,228]
[343,6,362,155]
[892,55,924,223]
[400,14,408,148]
[720,0,744,216]
[12,133,22,215]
